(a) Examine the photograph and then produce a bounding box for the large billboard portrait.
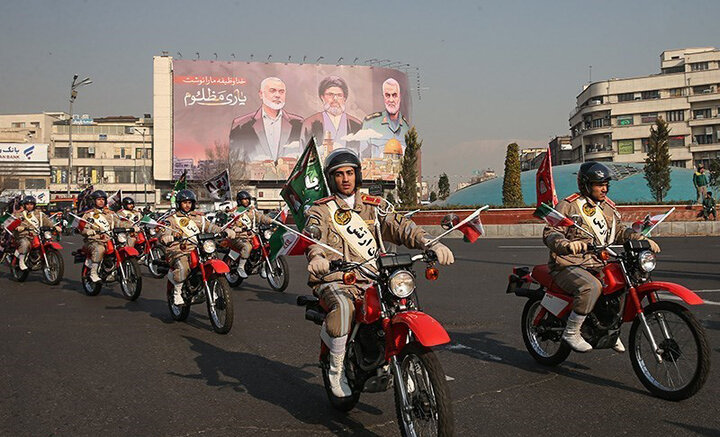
[172,60,412,181]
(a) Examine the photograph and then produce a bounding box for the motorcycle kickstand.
[637,312,664,363]
[390,355,418,437]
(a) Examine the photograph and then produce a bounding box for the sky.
[1,0,719,189]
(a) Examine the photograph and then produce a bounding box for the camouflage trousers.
[551,266,603,315]
[231,238,253,259]
[314,282,363,338]
[168,253,192,284]
[15,236,33,254]
[84,241,107,263]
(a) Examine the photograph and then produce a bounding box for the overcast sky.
[1,0,718,187]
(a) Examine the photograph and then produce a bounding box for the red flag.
[458,217,484,243]
[536,149,558,207]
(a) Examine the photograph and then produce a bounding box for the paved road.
[1,236,719,436]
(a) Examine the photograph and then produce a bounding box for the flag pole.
[644,207,675,237]
[426,205,489,246]
[270,218,344,257]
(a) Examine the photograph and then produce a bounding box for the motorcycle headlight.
[638,250,656,272]
[263,229,273,240]
[43,231,53,240]
[202,240,217,254]
[116,232,128,243]
[388,270,416,298]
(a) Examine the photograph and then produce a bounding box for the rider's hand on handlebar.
[86,229,96,237]
[225,229,236,239]
[15,225,25,233]
[645,238,661,253]
[161,234,174,245]
[430,242,454,265]
[565,240,587,255]
[308,256,330,277]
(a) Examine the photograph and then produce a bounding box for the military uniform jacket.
[81,207,119,243]
[305,193,428,286]
[229,207,273,239]
[117,208,141,224]
[360,110,410,159]
[162,211,223,259]
[12,210,54,238]
[543,193,643,271]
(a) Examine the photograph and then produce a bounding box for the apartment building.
[569,47,720,169]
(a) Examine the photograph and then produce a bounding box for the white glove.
[161,234,174,245]
[646,238,661,253]
[430,242,454,265]
[565,240,587,255]
[86,229,96,237]
[308,257,330,277]
[225,229,236,239]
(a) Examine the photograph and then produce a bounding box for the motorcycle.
[507,239,710,401]
[73,227,143,300]
[154,232,234,334]
[8,226,64,285]
[221,223,289,292]
[297,248,454,436]
[133,224,166,279]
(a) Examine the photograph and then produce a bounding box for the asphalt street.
[1,235,719,436]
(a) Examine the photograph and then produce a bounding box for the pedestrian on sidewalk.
[702,191,717,221]
[693,163,709,204]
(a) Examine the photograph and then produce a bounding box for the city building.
[569,47,720,169]
[519,148,547,171]
[548,135,577,165]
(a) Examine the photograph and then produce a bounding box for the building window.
[669,87,685,97]
[114,147,131,159]
[669,135,685,148]
[693,85,715,95]
[617,115,634,126]
[53,147,69,158]
[690,62,709,71]
[135,149,152,159]
[52,169,67,184]
[618,93,635,102]
[25,178,47,189]
[591,118,604,128]
[695,134,713,145]
[3,178,19,188]
[641,90,660,100]
[642,138,650,153]
[666,110,684,122]
[670,160,687,168]
[77,147,91,158]
[113,167,133,183]
[618,140,634,155]
[641,113,658,123]
[10,122,25,128]
[693,108,712,119]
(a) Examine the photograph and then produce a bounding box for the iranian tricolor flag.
[70,214,87,232]
[270,231,314,258]
[140,214,160,227]
[458,217,484,243]
[631,208,675,237]
[534,202,574,227]
[0,213,21,232]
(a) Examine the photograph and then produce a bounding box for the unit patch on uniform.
[179,217,189,227]
[582,202,596,216]
[334,209,352,225]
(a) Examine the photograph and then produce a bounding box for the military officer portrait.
[228,77,303,163]
[360,78,411,159]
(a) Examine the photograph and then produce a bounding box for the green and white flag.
[534,202,574,227]
[140,214,160,227]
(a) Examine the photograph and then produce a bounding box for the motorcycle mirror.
[304,224,322,240]
[440,213,459,230]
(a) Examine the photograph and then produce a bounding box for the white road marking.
[497,245,546,249]
[447,343,503,361]
[445,375,455,381]
[691,289,720,293]
[660,294,720,306]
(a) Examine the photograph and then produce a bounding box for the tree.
[438,173,450,200]
[644,118,672,202]
[397,127,421,207]
[709,158,720,192]
[502,143,524,207]
[429,191,437,202]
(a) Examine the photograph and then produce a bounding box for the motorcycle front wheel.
[267,255,289,292]
[119,258,142,301]
[629,301,711,401]
[394,341,454,437]
[521,298,571,366]
[81,265,102,296]
[147,246,166,279]
[206,276,234,334]
[42,249,64,285]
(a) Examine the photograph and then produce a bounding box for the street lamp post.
[133,127,148,207]
[66,75,92,197]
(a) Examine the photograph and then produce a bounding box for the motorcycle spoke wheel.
[267,256,289,292]
[629,301,710,401]
[119,259,143,301]
[81,266,102,296]
[521,298,571,366]
[148,246,166,279]
[206,277,233,334]
[42,250,64,285]
[395,342,454,437]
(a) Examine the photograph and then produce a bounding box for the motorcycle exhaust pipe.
[305,309,325,325]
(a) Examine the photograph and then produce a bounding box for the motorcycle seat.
[531,265,567,294]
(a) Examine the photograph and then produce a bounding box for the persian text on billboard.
[172,60,412,181]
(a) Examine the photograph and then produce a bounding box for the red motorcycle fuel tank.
[356,285,381,324]
[252,235,261,250]
[135,231,146,245]
[105,239,115,255]
[31,236,41,249]
[602,263,626,295]
[189,250,199,269]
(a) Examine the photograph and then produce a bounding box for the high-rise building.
[569,47,720,169]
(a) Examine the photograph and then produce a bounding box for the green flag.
[174,170,188,192]
[280,138,329,231]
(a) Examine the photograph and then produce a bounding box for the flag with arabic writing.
[203,169,231,201]
[280,138,328,231]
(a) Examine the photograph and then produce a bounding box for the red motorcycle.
[507,239,710,400]
[74,227,143,300]
[133,224,166,279]
[8,226,64,285]
[154,232,234,334]
[298,250,454,437]
[220,224,289,291]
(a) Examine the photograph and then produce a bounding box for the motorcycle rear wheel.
[119,258,142,301]
[394,342,454,437]
[207,277,234,334]
[147,246,166,279]
[521,298,571,366]
[267,255,289,292]
[223,255,244,288]
[629,301,710,401]
[42,249,64,285]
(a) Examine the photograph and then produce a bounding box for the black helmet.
[236,190,251,204]
[89,190,108,201]
[122,196,134,208]
[175,189,197,211]
[324,148,362,194]
[21,195,36,206]
[578,162,613,197]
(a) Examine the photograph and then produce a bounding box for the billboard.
[0,143,48,162]
[172,60,412,181]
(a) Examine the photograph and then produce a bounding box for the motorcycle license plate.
[540,293,572,317]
